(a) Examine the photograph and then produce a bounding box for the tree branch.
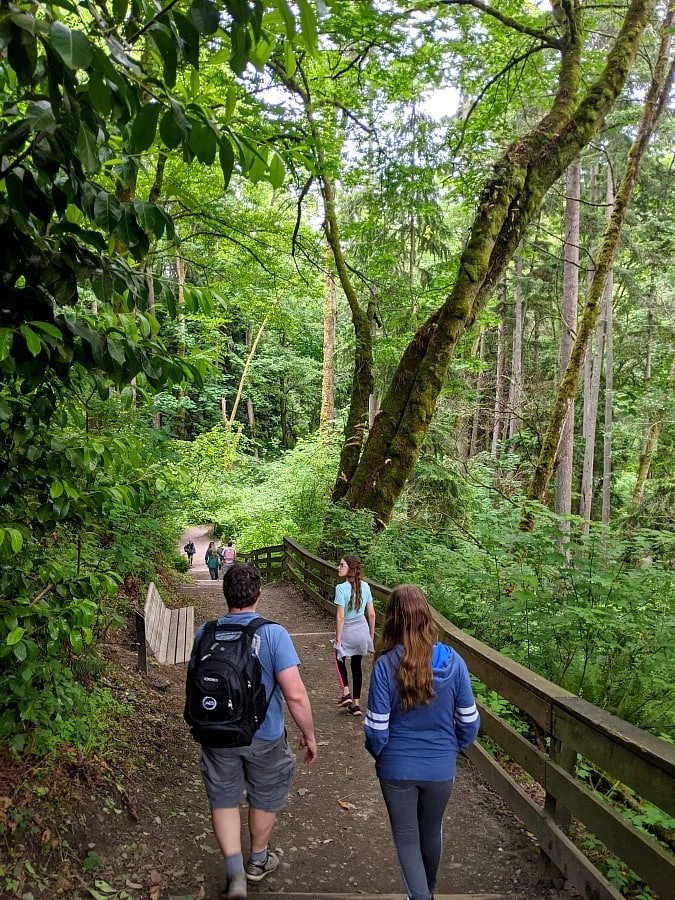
[439,0,561,48]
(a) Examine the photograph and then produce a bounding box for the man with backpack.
[184,563,317,900]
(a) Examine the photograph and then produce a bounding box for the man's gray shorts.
[200,734,295,811]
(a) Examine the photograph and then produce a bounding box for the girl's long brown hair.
[376,585,437,711]
[343,554,363,612]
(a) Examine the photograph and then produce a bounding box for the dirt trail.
[55,527,578,900]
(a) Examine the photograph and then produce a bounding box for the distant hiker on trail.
[221,540,236,574]
[183,540,196,566]
[205,541,220,580]
[184,563,317,900]
[364,584,480,900]
[332,554,375,718]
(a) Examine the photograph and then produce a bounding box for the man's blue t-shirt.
[191,612,300,741]
[334,580,373,619]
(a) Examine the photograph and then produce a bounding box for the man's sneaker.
[224,872,247,899]
[246,849,279,882]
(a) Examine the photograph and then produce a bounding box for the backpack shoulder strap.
[200,619,218,642]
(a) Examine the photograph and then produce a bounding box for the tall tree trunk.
[320,262,337,432]
[175,253,187,440]
[228,316,269,430]
[245,323,259,457]
[555,160,581,521]
[247,398,259,458]
[368,316,379,429]
[601,260,614,526]
[580,174,613,528]
[470,328,487,458]
[287,89,373,501]
[343,0,652,528]
[640,279,655,458]
[507,257,524,440]
[633,356,675,503]
[526,7,673,516]
[491,281,507,457]
[581,164,598,443]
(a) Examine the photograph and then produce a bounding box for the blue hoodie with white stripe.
[364,643,480,781]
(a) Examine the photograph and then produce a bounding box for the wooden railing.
[246,536,675,900]
[239,544,284,583]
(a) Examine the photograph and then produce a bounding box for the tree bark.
[228,316,269,430]
[507,256,524,440]
[320,261,337,433]
[343,0,653,528]
[580,174,613,529]
[555,159,581,522]
[601,263,614,526]
[491,281,507,456]
[175,253,187,440]
[526,5,673,516]
[470,328,487,458]
[633,355,675,503]
[299,89,374,501]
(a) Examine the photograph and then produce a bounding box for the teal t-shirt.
[334,580,373,619]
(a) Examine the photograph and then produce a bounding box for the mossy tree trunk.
[342,0,653,528]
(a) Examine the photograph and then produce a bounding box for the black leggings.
[335,652,363,700]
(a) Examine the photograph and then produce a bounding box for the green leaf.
[6,627,24,646]
[20,325,41,357]
[107,336,126,366]
[284,41,296,78]
[50,480,64,499]
[268,151,285,189]
[0,328,13,361]
[131,103,161,153]
[275,0,296,39]
[93,192,123,231]
[26,100,57,134]
[173,12,200,67]
[160,110,183,149]
[50,21,93,69]
[8,529,23,553]
[296,0,318,52]
[0,120,30,157]
[219,137,235,190]
[27,321,62,339]
[112,0,128,23]
[189,120,217,165]
[191,0,220,34]
[230,22,250,74]
[249,37,272,71]
[88,73,112,117]
[69,630,83,654]
[12,641,27,662]
[77,123,100,174]
[225,85,238,120]
[147,25,177,88]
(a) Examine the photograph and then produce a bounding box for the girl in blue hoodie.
[365,585,480,900]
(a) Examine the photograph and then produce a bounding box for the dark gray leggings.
[380,778,455,900]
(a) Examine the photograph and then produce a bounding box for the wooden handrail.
[267,536,674,900]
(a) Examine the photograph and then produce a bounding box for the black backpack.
[184,617,274,748]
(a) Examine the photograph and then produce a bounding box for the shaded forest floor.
[2,526,580,899]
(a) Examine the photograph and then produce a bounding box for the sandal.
[336,693,352,707]
[347,704,362,716]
